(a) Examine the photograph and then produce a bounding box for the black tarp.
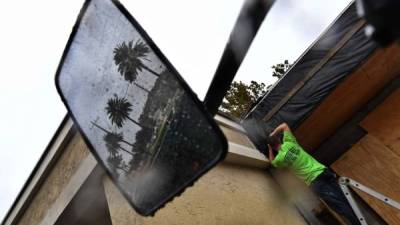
[242,3,378,155]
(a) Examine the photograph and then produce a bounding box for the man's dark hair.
[267,131,283,151]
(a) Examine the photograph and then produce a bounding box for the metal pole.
[203,0,275,116]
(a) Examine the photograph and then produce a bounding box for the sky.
[0,0,352,221]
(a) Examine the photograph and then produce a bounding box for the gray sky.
[0,0,351,220]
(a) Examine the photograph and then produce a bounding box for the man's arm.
[272,122,299,144]
[268,144,275,162]
[270,122,291,136]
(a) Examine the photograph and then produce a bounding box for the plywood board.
[360,89,400,157]
[295,44,400,151]
[332,135,400,225]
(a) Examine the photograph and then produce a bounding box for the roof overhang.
[242,2,380,154]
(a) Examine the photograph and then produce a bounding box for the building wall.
[103,162,307,225]
[8,118,307,225]
[103,118,307,225]
[16,133,90,225]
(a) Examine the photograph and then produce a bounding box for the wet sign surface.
[56,0,227,216]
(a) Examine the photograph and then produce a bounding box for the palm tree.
[92,122,149,174]
[113,40,160,83]
[91,121,136,156]
[107,153,129,175]
[103,132,135,156]
[128,151,147,172]
[105,95,140,128]
[104,132,121,156]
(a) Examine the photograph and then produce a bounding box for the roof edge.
[2,115,76,225]
[244,0,356,119]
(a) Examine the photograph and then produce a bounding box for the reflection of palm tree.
[129,152,147,172]
[107,153,129,175]
[91,122,134,155]
[113,40,160,83]
[104,132,121,156]
[91,121,137,157]
[105,96,139,128]
[103,132,135,156]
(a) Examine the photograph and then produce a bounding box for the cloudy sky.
[0,0,352,220]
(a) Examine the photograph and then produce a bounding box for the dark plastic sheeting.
[242,3,378,155]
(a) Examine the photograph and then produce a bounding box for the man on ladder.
[268,122,361,225]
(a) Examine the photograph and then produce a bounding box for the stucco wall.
[103,162,307,225]
[16,133,89,225]
[8,118,307,225]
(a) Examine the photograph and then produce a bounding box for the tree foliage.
[220,81,267,118]
[271,59,291,79]
[113,40,151,83]
[105,95,134,128]
[103,131,124,156]
[220,60,291,119]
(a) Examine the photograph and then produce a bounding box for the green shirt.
[271,131,325,185]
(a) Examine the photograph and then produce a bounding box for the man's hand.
[270,122,291,136]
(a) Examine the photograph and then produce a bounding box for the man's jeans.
[310,168,362,225]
